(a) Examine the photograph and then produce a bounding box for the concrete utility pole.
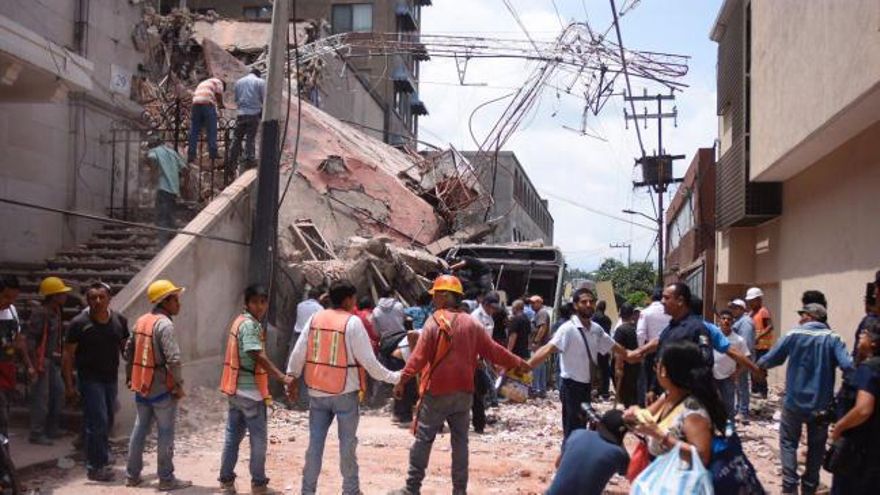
[248,0,290,288]
[624,89,684,288]
[610,242,632,266]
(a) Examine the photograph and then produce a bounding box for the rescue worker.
[27,276,72,445]
[389,275,531,495]
[124,279,191,490]
[218,285,293,495]
[286,279,401,495]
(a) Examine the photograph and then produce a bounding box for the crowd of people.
[0,266,878,494]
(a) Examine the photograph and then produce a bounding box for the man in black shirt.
[507,300,532,360]
[63,282,130,482]
[613,303,640,407]
[592,301,613,399]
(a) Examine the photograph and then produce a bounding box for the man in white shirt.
[713,309,749,423]
[290,288,324,352]
[635,289,670,405]
[528,288,640,442]
[469,292,501,432]
[286,280,400,495]
[470,292,500,338]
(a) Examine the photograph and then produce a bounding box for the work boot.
[251,484,280,495]
[219,480,236,494]
[86,467,115,482]
[125,476,142,487]
[157,477,193,491]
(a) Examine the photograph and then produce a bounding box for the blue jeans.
[716,377,736,422]
[780,407,828,494]
[532,360,547,394]
[80,379,117,472]
[30,361,64,437]
[188,104,218,162]
[219,395,268,486]
[302,392,360,495]
[737,369,751,416]
[126,396,177,481]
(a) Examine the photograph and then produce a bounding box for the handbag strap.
[576,323,597,369]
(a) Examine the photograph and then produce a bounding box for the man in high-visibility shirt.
[124,279,191,491]
[287,279,401,495]
[746,287,774,399]
[218,284,293,495]
[389,275,530,495]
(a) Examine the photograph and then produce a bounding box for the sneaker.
[157,478,193,491]
[219,480,236,494]
[125,476,143,487]
[28,435,54,446]
[87,468,115,482]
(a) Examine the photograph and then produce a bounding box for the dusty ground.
[19,386,829,494]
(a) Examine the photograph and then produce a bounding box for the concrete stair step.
[55,249,158,260]
[31,270,137,282]
[46,259,143,271]
[84,239,158,250]
[91,229,156,240]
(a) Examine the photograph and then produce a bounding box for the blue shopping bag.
[630,443,715,495]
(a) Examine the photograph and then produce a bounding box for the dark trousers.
[597,353,611,397]
[227,114,259,180]
[156,190,176,245]
[753,349,769,398]
[471,369,490,432]
[80,379,117,472]
[188,104,218,162]
[387,356,416,422]
[560,378,591,442]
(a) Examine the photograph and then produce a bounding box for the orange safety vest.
[411,309,456,434]
[130,313,176,396]
[303,309,366,395]
[219,314,271,400]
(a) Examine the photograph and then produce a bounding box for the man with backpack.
[287,280,400,495]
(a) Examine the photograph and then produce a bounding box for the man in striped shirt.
[188,77,225,164]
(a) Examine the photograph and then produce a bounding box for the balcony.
[392,65,416,93]
[716,138,782,229]
[410,93,428,116]
[396,2,419,32]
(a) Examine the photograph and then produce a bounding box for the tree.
[590,258,657,301]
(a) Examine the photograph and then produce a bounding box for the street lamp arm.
[622,209,658,225]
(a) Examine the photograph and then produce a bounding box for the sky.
[417,0,724,271]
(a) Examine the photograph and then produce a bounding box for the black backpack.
[379,329,408,359]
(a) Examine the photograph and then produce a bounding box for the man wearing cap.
[123,279,191,490]
[757,302,854,495]
[391,275,529,495]
[729,298,755,420]
[746,287,774,399]
[26,277,71,445]
[546,409,630,495]
[63,281,130,482]
[529,295,551,397]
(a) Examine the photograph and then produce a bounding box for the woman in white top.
[625,340,728,467]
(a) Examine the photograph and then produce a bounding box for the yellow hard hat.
[147,279,184,305]
[38,277,72,297]
[428,274,464,295]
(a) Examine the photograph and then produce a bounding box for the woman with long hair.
[625,340,727,466]
[829,317,880,494]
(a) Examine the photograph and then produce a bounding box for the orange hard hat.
[429,274,464,295]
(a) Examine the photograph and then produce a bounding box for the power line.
[609,0,646,158]
[538,190,656,231]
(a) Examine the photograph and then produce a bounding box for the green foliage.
[626,290,649,307]
[590,258,657,299]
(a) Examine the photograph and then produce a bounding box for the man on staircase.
[124,279,191,490]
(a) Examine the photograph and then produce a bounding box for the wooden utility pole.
[625,89,684,287]
[248,0,290,288]
[610,242,632,266]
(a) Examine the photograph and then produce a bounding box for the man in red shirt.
[390,275,529,495]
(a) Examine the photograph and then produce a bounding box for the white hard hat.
[745,287,763,301]
[730,299,747,309]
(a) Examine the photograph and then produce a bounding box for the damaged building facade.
[0,1,146,263]
[185,0,431,147]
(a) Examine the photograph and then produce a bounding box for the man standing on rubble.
[287,279,401,495]
[390,275,530,495]
[125,279,191,491]
[188,76,225,165]
[469,292,501,433]
[227,68,266,180]
[146,136,186,245]
[528,288,642,442]
[529,295,551,398]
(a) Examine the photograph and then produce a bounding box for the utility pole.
[625,89,684,288]
[610,242,632,266]
[248,0,289,288]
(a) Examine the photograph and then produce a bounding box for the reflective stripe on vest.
[303,309,366,395]
[219,314,270,400]
[130,313,175,396]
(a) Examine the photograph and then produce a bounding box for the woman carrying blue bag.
[625,340,764,495]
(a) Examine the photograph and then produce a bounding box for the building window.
[667,194,694,253]
[242,5,272,20]
[685,266,704,303]
[331,4,373,34]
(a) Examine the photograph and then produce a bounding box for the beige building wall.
[750,0,880,181]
